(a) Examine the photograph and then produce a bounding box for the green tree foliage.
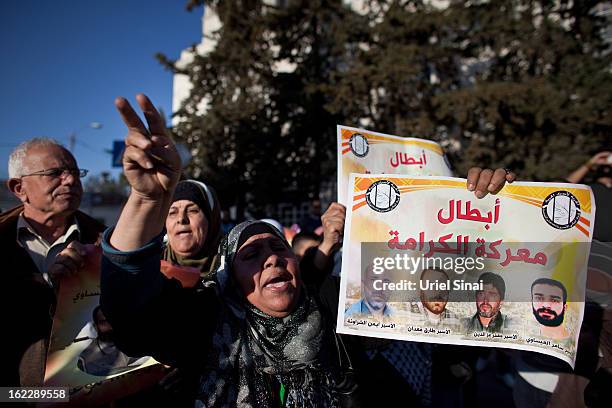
[163,0,611,210]
[330,0,612,179]
[161,0,365,212]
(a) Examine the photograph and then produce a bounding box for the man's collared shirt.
[16,214,80,286]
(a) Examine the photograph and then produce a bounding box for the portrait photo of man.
[463,272,509,333]
[410,268,460,328]
[346,263,394,318]
[531,278,570,340]
[77,306,147,377]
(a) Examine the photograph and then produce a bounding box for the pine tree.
[162,0,365,213]
[165,0,611,214]
[328,0,611,179]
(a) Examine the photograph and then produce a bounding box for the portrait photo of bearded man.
[410,268,460,329]
[531,278,570,340]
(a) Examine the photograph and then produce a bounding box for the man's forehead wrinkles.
[25,150,76,170]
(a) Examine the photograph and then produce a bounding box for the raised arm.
[101,95,217,366]
[566,151,611,184]
[111,94,181,250]
[314,203,346,266]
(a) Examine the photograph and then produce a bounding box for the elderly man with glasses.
[1,138,105,387]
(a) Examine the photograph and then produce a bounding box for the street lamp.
[68,122,103,152]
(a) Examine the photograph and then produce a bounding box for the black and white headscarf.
[196,220,339,408]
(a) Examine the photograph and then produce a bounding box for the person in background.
[1,138,105,386]
[163,179,221,282]
[292,231,321,260]
[220,209,236,235]
[300,198,323,233]
[156,179,222,404]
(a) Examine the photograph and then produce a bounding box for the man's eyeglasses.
[20,167,89,179]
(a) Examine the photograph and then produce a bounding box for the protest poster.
[336,125,453,204]
[44,245,162,402]
[337,174,595,367]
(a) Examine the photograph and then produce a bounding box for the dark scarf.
[162,179,221,274]
[162,245,217,274]
[197,220,339,407]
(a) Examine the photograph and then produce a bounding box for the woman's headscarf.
[196,220,339,407]
[163,179,221,274]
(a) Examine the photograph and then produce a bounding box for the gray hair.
[8,138,66,178]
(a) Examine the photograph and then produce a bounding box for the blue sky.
[0,0,203,179]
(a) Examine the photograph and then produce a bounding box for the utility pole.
[68,132,76,152]
[68,122,103,152]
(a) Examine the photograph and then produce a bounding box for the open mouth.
[263,274,293,291]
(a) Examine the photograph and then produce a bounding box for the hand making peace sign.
[115,94,181,200]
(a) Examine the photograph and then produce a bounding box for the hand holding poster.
[337,125,453,204]
[44,244,161,402]
[337,174,595,367]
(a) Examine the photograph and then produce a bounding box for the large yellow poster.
[337,174,595,367]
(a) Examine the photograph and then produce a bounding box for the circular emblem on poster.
[349,133,369,157]
[541,191,581,230]
[366,180,401,213]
